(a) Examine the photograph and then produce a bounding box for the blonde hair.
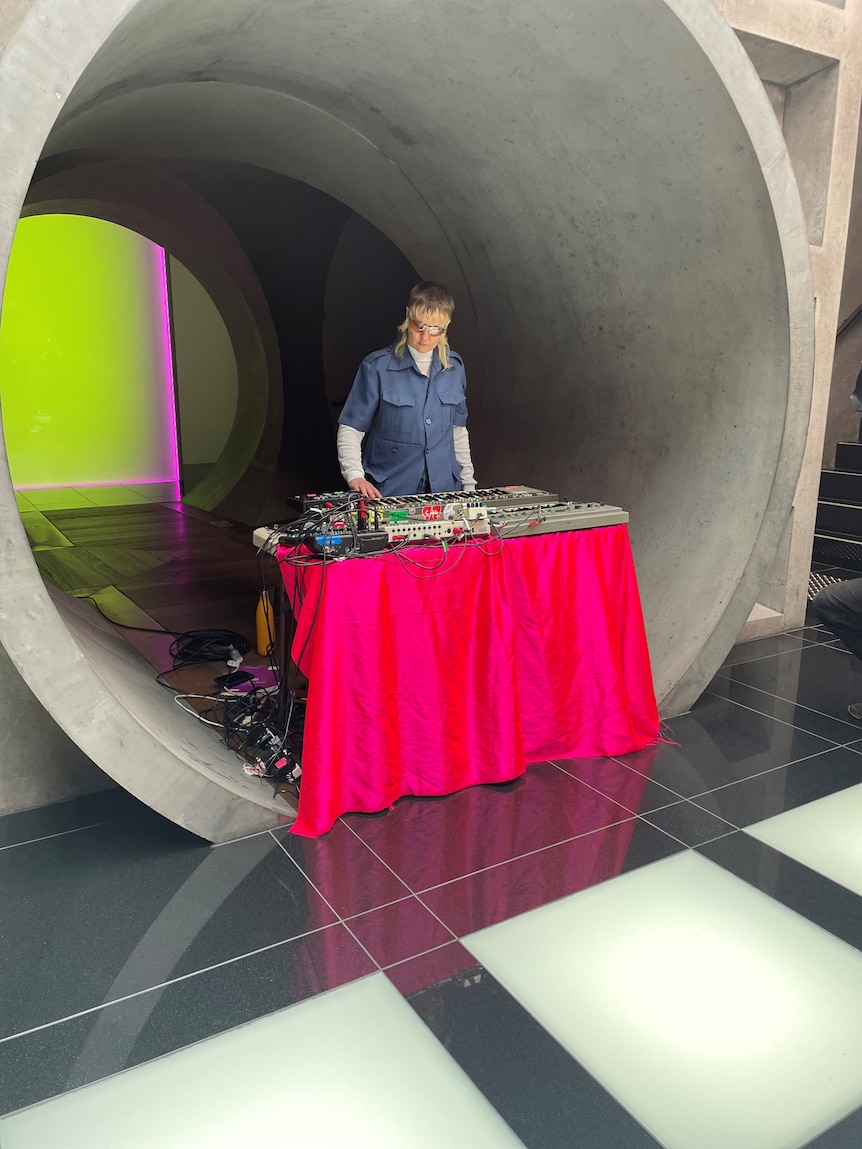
[394,281,455,369]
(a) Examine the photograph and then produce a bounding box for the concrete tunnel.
[0,0,814,841]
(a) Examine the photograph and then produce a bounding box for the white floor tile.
[0,974,524,1149]
[464,851,862,1149]
[748,781,862,897]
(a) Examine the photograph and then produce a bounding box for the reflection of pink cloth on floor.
[354,759,654,935]
[278,526,659,837]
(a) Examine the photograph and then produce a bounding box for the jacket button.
[425,418,432,424]
[425,449,430,455]
[392,446,397,452]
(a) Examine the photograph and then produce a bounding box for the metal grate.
[812,537,862,569]
[808,570,847,600]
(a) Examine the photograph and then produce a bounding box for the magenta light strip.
[156,245,181,494]
[16,479,180,492]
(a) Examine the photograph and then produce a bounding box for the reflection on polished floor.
[4,582,862,1145]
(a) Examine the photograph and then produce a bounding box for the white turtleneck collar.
[407,344,434,376]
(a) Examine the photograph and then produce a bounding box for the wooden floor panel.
[22,500,261,668]
[152,596,261,642]
[120,562,262,610]
[15,495,296,811]
[83,547,177,578]
[84,587,178,671]
[19,511,73,550]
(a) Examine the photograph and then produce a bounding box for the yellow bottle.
[256,589,275,657]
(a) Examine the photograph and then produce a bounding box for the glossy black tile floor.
[4,616,862,1146]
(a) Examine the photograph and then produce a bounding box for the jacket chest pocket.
[437,381,466,426]
[378,380,419,443]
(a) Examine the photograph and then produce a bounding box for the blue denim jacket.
[338,343,468,496]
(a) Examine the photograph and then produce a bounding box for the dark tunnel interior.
[164,160,421,504]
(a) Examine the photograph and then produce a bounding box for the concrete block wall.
[715,0,862,639]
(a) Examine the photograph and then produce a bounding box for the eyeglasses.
[409,319,448,337]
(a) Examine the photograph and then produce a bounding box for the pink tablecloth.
[278,526,658,836]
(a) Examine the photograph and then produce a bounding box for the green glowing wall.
[0,214,177,489]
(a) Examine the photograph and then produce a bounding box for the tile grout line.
[266,830,382,971]
[0,917,346,1049]
[335,780,656,906]
[409,815,642,898]
[550,763,742,845]
[337,816,424,892]
[547,759,686,812]
[209,825,286,848]
[637,817,735,851]
[408,891,461,943]
[606,756,693,800]
[332,818,480,940]
[702,685,861,744]
[714,668,862,733]
[0,815,134,853]
[382,938,464,973]
[341,893,415,922]
[718,644,808,671]
[276,818,412,903]
[326,818,464,946]
[683,744,862,809]
[266,841,426,923]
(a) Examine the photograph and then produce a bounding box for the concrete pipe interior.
[0,0,813,840]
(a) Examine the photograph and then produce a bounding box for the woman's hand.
[349,477,382,499]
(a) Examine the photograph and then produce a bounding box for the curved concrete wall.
[0,0,813,840]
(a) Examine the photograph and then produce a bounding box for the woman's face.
[406,309,450,353]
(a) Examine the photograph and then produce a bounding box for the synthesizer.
[488,501,628,537]
[291,485,558,513]
[253,488,627,554]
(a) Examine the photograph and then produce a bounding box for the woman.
[336,281,476,498]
